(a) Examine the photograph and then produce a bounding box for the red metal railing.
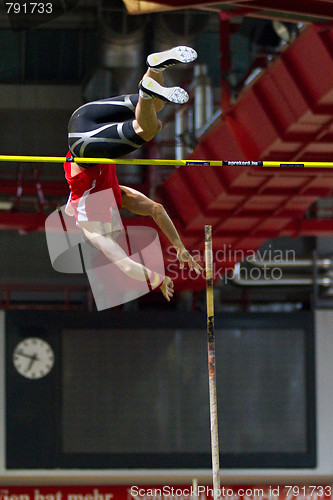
[0,283,93,311]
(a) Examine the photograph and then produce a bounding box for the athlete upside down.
[64,46,202,302]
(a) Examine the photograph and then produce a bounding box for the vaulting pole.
[205,225,221,500]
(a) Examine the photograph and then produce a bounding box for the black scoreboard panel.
[5,311,316,469]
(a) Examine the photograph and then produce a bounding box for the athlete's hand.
[160,276,174,302]
[176,247,203,275]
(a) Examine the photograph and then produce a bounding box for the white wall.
[313,310,333,478]
[0,310,5,473]
[0,310,332,485]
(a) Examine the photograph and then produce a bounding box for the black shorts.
[68,94,146,159]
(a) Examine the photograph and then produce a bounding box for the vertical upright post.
[205,225,221,500]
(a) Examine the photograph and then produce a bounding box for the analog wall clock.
[13,337,55,379]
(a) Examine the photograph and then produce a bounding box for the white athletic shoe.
[147,46,198,70]
[140,76,189,104]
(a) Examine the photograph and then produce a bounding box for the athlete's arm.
[120,185,202,274]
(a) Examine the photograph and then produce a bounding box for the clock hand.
[16,350,39,361]
[25,353,39,373]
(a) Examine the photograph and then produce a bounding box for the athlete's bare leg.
[133,46,197,142]
[79,220,174,302]
[132,68,164,142]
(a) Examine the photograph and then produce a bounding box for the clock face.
[13,337,55,379]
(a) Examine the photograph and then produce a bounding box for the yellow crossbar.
[1,155,333,168]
